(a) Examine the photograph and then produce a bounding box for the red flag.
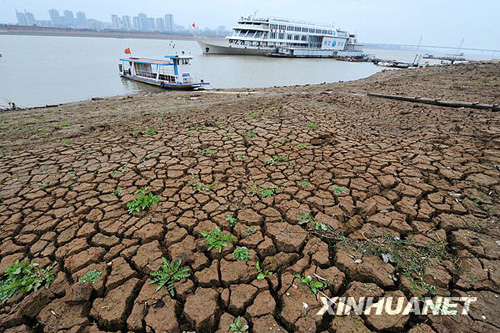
[124,48,131,55]
[192,23,196,28]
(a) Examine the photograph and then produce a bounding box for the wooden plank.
[367,93,497,111]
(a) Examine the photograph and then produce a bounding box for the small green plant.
[260,186,280,198]
[78,270,102,283]
[297,143,308,148]
[0,259,56,303]
[39,183,50,189]
[188,182,216,193]
[389,118,398,122]
[236,154,246,160]
[249,185,281,198]
[188,125,205,131]
[467,274,478,282]
[307,123,318,129]
[244,131,257,138]
[201,227,237,252]
[150,258,191,296]
[294,274,326,294]
[233,247,251,261]
[297,213,315,225]
[226,215,238,228]
[230,316,249,332]
[111,168,130,176]
[298,181,310,187]
[265,157,276,165]
[132,131,140,137]
[198,148,215,155]
[246,113,257,119]
[265,155,290,165]
[60,122,70,127]
[297,214,331,232]
[246,227,256,236]
[280,137,292,143]
[223,135,234,140]
[337,230,449,295]
[61,140,72,146]
[113,189,122,198]
[256,262,272,279]
[126,187,161,214]
[333,185,346,194]
[138,157,147,163]
[363,283,375,291]
[145,128,158,134]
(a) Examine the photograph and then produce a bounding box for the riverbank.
[0,61,499,332]
[0,25,219,40]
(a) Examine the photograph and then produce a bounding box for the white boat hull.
[197,39,276,56]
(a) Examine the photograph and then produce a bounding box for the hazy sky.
[1,0,499,49]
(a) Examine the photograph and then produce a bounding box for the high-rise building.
[122,15,132,30]
[25,12,36,26]
[137,13,148,31]
[49,9,60,26]
[155,17,165,32]
[15,11,27,25]
[132,16,140,30]
[76,12,87,27]
[164,14,174,32]
[111,15,121,30]
[63,10,75,26]
[147,17,156,31]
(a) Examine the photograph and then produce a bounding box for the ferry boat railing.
[136,70,157,79]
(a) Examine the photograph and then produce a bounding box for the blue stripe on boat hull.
[120,74,209,90]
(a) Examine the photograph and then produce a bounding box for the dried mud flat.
[0,61,499,333]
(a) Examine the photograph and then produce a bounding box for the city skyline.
[11,9,229,34]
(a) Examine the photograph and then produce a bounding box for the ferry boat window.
[279,24,286,30]
[270,24,278,29]
[287,26,293,30]
[294,35,300,40]
[315,29,321,33]
[278,33,284,39]
[270,32,276,39]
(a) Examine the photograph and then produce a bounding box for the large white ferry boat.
[197,16,363,58]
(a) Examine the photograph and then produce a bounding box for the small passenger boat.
[119,55,209,90]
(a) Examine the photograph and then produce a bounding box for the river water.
[0,35,492,108]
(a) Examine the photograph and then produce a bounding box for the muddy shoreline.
[0,61,499,332]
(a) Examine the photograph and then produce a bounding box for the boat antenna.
[416,36,423,52]
[457,37,465,55]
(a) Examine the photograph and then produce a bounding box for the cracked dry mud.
[0,61,499,333]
